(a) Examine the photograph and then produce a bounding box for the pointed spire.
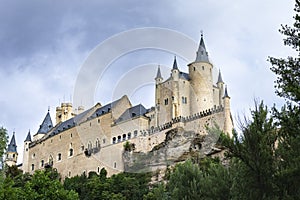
[217,69,224,83]
[37,111,53,134]
[24,130,32,142]
[172,56,178,70]
[195,32,209,62]
[7,132,17,153]
[223,85,230,98]
[155,65,163,80]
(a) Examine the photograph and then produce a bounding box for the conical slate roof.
[224,86,230,98]
[7,133,17,153]
[195,33,209,62]
[155,65,163,80]
[24,130,32,142]
[37,111,53,134]
[172,56,178,70]
[217,69,224,83]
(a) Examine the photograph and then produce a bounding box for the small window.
[114,162,117,168]
[41,160,44,167]
[69,149,73,157]
[70,133,72,138]
[31,164,34,171]
[26,148,28,151]
[134,130,138,137]
[164,98,169,105]
[112,137,116,144]
[172,96,174,101]
[97,167,100,173]
[193,67,195,71]
[103,138,106,144]
[128,132,131,139]
[90,122,91,127]
[57,153,62,161]
[51,139,53,143]
[123,134,126,141]
[59,135,62,140]
[117,136,121,142]
[202,66,205,70]
[68,171,71,177]
[32,153,35,159]
[98,119,100,123]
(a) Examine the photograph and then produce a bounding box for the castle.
[5,34,233,178]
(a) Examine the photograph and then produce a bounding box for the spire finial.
[217,69,224,83]
[223,85,230,98]
[172,56,178,70]
[48,106,50,112]
[200,30,203,37]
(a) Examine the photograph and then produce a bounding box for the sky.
[0,0,295,164]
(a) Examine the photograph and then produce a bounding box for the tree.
[0,127,8,169]
[268,0,300,198]
[221,102,277,199]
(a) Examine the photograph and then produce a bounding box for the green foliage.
[0,127,8,169]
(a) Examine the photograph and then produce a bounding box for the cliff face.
[123,127,209,173]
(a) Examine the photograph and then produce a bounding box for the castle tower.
[155,66,163,126]
[171,56,180,118]
[33,110,53,141]
[56,103,73,125]
[22,130,31,172]
[217,70,225,107]
[188,33,214,113]
[223,86,233,137]
[5,132,18,167]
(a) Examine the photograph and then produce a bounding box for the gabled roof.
[195,33,209,63]
[24,130,31,142]
[115,104,147,124]
[37,111,53,134]
[7,133,17,153]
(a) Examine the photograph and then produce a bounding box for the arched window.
[123,134,126,141]
[69,149,73,157]
[41,160,44,167]
[128,132,131,140]
[31,164,34,171]
[57,153,62,161]
[117,136,121,142]
[49,155,53,166]
[134,130,138,137]
[112,137,116,144]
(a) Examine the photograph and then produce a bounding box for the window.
[112,137,116,144]
[182,96,187,104]
[59,135,62,140]
[103,138,106,144]
[114,162,117,168]
[49,156,53,166]
[70,133,72,138]
[164,98,169,105]
[172,96,174,101]
[202,66,205,70]
[90,122,91,126]
[57,153,62,161]
[69,149,73,157]
[31,164,34,171]
[123,134,126,141]
[98,119,100,123]
[134,130,138,137]
[41,160,44,167]
[128,132,131,139]
[51,139,53,143]
[193,67,195,71]
[117,136,121,142]
[32,153,35,159]
[68,171,71,177]
[97,167,100,173]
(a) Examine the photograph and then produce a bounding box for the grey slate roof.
[179,72,190,80]
[115,104,147,124]
[37,112,53,134]
[217,70,224,83]
[172,56,178,70]
[224,86,230,98]
[155,66,163,80]
[24,130,31,142]
[7,133,17,153]
[195,34,209,63]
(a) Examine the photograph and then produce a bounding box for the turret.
[5,132,18,167]
[22,130,31,172]
[155,65,163,126]
[188,33,214,113]
[171,56,179,81]
[223,86,233,137]
[217,69,225,106]
[56,103,73,125]
[33,110,53,141]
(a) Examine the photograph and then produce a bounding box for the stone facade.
[19,34,234,179]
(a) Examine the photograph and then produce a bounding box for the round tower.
[217,69,225,107]
[22,130,32,172]
[155,65,163,126]
[188,33,214,113]
[223,86,233,137]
